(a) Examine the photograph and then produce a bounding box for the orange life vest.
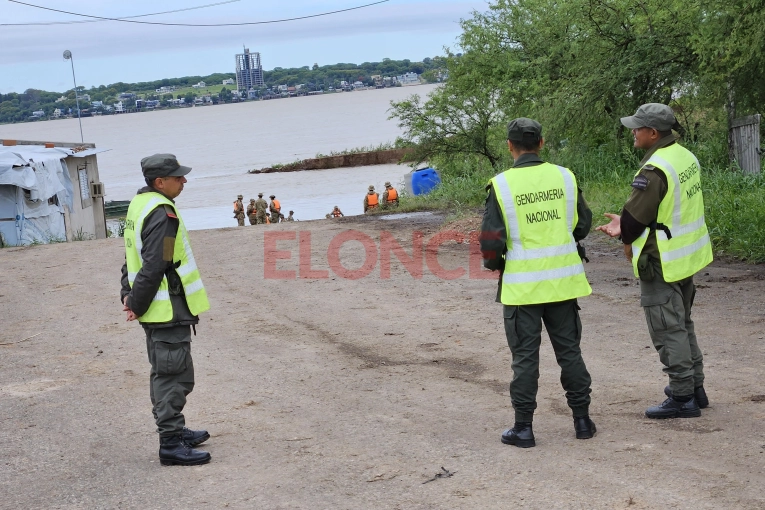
[367,193,378,208]
[386,188,398,202]
[271,199,281,212]
[233,201,243,213]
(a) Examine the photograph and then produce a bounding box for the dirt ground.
[2,212,765,509]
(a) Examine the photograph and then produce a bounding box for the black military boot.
[664,385,709,408]
[501,423,535,448]
[574,416,597,439]
[182,427,210,447]
[645,396,701,419]
[159,434,211,466]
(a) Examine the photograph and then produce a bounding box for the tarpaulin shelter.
[0,140,109,246]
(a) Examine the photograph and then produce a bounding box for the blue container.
[409,167,441,195]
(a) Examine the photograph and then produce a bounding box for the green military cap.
[289,210,294,214]
[140,153,191,180]
[620,103,676,131]
[237,194,243,199]
[258,192,263,197]
[384,181,392,187]
[368,185,375,191]
[250,198,255,202]
[507,118,542,142]
[270,194,275,199]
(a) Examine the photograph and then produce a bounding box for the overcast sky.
[0,0,488,94]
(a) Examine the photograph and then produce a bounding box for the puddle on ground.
[377,211,437,221]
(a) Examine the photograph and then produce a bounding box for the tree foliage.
[391,0,765,170]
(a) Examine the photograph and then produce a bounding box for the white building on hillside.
[222,78,234,85]
[395,72,420,84]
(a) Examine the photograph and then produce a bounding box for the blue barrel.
[409,167,441,195]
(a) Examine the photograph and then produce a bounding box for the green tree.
[391,0,707,166]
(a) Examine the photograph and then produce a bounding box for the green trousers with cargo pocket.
[144,325,195,437]
[503,299,592,423]
[639,256,704,397]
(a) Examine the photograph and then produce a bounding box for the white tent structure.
[0,142,108,246]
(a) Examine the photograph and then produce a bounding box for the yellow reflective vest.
[490,163,592,305]
[631,144,713,282]
[124,192,210,323]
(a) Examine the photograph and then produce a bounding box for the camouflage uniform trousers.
[256,212,268,224]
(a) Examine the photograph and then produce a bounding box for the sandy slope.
[1,213,764,509]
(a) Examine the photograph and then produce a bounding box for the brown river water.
[0,84,438,229]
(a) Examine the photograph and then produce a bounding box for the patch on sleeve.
[631,174,649,191]
[163,204,177,219]
[162,237,175,262]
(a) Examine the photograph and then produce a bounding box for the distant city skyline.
[0,0,487,94]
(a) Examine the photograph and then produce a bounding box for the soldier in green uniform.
[382,181,399,209]
[597,103,713,419]
[480,118,595,448]
[269,194,281,224]
[363,185,379,213]
[285,210,295,222]
[120,154,211,466]
[246,199,257,225]
[254,192,268,225]
[233,195,245,226]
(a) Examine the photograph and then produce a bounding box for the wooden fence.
[731,114,761,173]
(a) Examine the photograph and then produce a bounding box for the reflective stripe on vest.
[490,163,591,305]
[124,192,210,323]
[386,188,398,202]
[631,144,713,282]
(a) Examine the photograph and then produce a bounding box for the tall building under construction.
[235,48,265,91]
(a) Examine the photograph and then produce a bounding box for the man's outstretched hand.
[595,213,621,238]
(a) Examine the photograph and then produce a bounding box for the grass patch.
[315,142,395,158]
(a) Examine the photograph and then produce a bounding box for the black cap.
[270,194,275,199]
[507,118,542,142]
[620,103,676,131]
[140,153,191,180]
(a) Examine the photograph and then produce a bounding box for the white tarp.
[0,147,74,246]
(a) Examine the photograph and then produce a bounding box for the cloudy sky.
[0,0,488,94]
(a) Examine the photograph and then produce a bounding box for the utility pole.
[63,50,84,144]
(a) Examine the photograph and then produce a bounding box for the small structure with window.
[0,139,109,245]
